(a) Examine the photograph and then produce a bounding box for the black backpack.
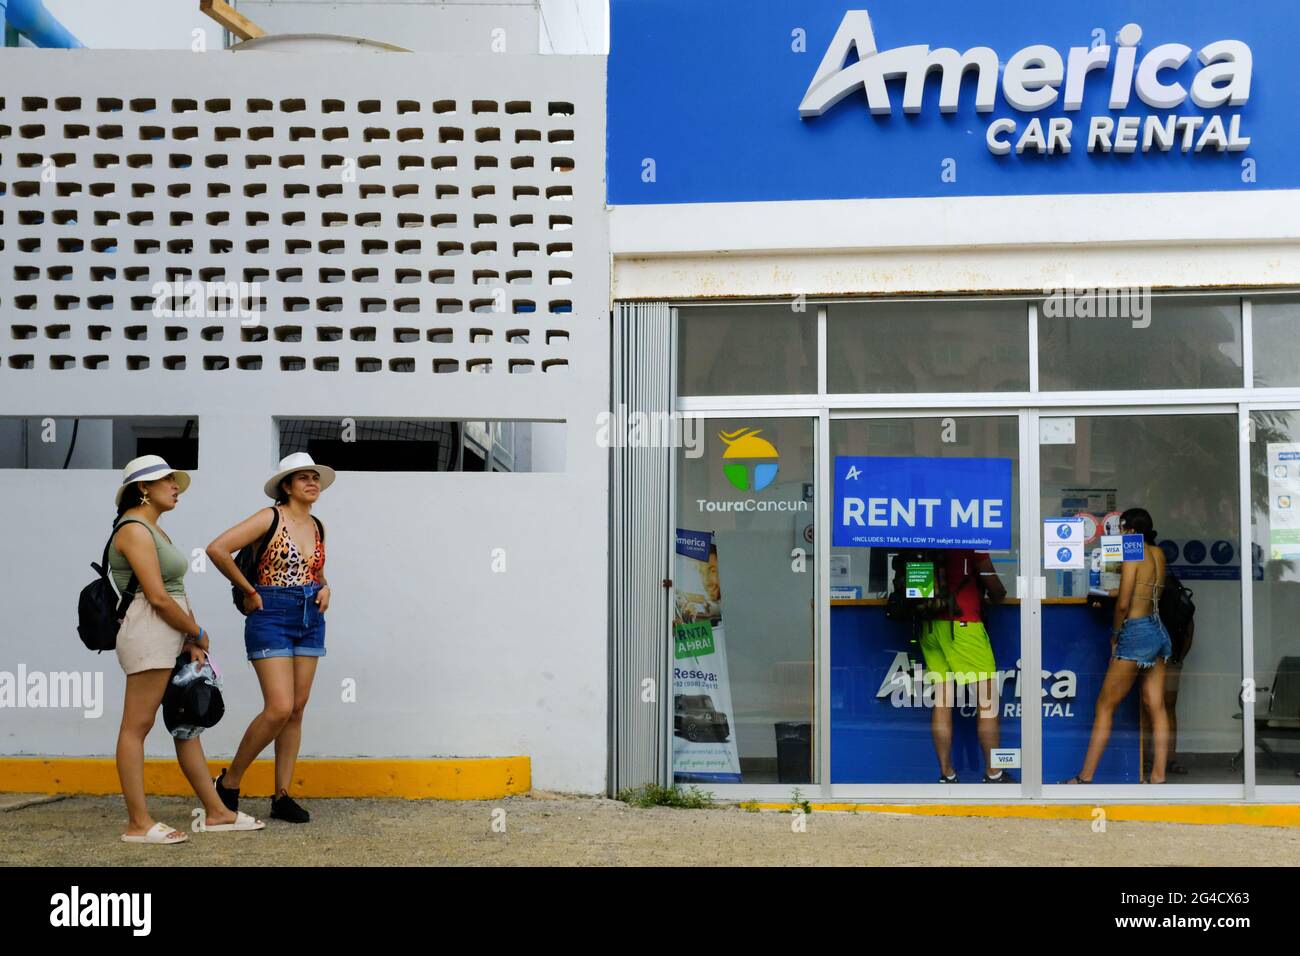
[1158,571,1196,661]
[77,519,145,652]
[886,549,975,623]
[230,507,324,613]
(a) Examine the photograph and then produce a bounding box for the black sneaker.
[937,773,960,783]
[270,792,310,824]
[983,770,1017,783]
[214,768,240,813]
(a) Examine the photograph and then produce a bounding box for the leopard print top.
[257,507,325,587]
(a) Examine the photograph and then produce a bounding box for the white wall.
[0,48,609,793]
[610,192,1300,300]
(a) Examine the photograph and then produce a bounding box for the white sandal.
[121,821,188,845]
[192,807,265,832]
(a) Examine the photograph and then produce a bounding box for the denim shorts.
[244,584,326,661]
[1115,613,1172,669]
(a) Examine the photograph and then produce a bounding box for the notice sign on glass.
[1267,443,1300,560]
[905,562,935,599]
[1044,517,1085,569]
[1101,534,1146,562]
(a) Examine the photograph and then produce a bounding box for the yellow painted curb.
[745,802,1300,828]
[0,756,530,801]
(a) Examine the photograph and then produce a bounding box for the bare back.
[1127,543,1166,620]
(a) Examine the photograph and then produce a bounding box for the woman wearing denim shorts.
[1066,507,1171,784]
[205,452,334,823]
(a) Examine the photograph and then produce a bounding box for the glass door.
[828,412,1027,792]
[672,415,818,787]
[1247,406,1300,793]
[1038,410,1243,794]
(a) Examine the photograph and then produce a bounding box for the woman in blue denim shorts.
[205,452,334,823]
[1066,508,1171,784]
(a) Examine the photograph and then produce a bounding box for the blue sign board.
[675,528,712,562]
[608,0,1293,204]
[1121,533,1146,561]
[833,456,1013,550]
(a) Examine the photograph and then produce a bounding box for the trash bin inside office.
[774,721,812,783]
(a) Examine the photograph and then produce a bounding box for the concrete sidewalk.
[3,792,1298,866]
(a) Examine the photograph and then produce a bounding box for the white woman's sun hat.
[115,455,191,506]
[264,452,336,500]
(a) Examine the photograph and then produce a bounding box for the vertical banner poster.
[1267,443,1300,559]
[671,529,742,783]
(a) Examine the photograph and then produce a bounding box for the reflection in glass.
[1041,414,1240,784]
[1252,298,1300,388]
[828,301,1029,393]
[1248,409,1300,785]
[1038,297,1242,391]
[677,305,816,397]
[673,417,816,784]
[829,417,1022,784]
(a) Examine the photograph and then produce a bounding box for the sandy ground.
[3,792,1298,866]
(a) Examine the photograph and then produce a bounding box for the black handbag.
[77,519,144,652]
[162,652,225,737]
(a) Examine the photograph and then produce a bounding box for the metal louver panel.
[608,301,672,794]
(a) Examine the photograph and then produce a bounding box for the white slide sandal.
[121,821,188,845]
[192,808,266,832]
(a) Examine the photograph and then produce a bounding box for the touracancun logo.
[800,10,1252,157]
[720,427,779,492]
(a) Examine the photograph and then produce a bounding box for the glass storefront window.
[662,291,1295,798]
[1252,298,1300,388]
[1038,297,1243,391]
[673,417,816,784]
[1249,408,1300,786]
[829,416,1022,785]
[828,301,1030,393]
[677,305,816,396]
[1039,413,1241,785]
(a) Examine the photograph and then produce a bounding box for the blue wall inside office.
[831,603,1142,783]
[608,0,1294,204]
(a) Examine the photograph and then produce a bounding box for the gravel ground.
[3,792,1298,866]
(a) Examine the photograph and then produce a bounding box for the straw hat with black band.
[264,452,336,500]
[115,455,191,506]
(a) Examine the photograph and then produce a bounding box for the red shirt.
[944,549,983,623]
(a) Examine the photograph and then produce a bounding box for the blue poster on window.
[833,456,1013,550]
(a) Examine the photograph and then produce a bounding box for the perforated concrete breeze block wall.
[0,49,610,793]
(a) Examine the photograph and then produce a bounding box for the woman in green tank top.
[108,455,264,844]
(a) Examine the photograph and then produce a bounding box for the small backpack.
[230,507,325,613]
[1158,571,1196,661]
[77,519,145,652]
[887,549,975,622]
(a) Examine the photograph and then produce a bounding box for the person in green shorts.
[915,549,1011,783]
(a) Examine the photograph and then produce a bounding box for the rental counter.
[831,599,1141,783]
